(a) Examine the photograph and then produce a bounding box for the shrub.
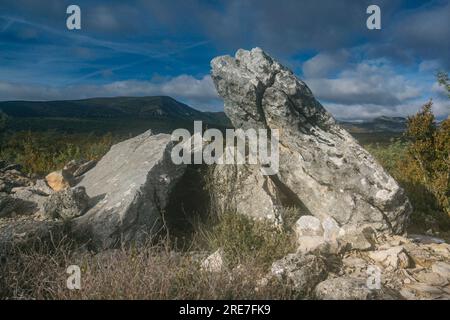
[198,212,296,268]
[0,131,115,175]
[404,102,449,216]
[366,103,450,232]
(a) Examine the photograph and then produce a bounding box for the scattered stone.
[1,163,22,172]
[409,234,446,244]
[201,249,225,273]
[431,262,450,280]
[295,215,323,237]
[404,283,446,299]
[414,271,448,287]
[322,216,343,242]
[0,166,33,193]
[0,194,18,218]
[43,187,89,220]
[340,229,374,251]
[10,187,48,215]
[427,243,450,258]
[270,253,328,296]
[403,244,438,268]
[315,276,395,300]
[33,179,54,195]
[0,219,64,252]
[45,170,73,192]
[368,246,411,270]
[296,235,326,254]
[63,160,82,176]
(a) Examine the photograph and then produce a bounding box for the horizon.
[0,0,449,120]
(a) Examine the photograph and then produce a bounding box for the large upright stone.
[211,48,411,234]
[73,130,186,249]
[208,163,284,223]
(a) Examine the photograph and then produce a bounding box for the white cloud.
[302,50,350,78]
[324,98,449,121]
[304,60,422,107]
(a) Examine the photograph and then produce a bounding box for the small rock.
[296,235,326,254]
[2,163,22,172]
[63,160,81,176]
[295,215,323,237]
[73,160,97,177]
[404,244,438,268]
[405,283,445,299]
[43,187,89,220]
[10,187,47,215]
[368,246,412,270]
[45,170,73,192]
[33,179,54,195]
[414,271,448,287]
[0,194,18,218]
[342,256,368,269]
[427,243,450,258]
[409,234,445,244]
[431,262,450,280]
[315,276,394,300]
[322,217,342,242]
[340,230,374,251]
[201,248,225,273]
[270,253,328,296]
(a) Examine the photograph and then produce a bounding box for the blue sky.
[0,0,449,120]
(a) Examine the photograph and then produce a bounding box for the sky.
[0,0,449,120]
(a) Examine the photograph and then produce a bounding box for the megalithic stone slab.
[73,130,186,249]
[211,48,411,234]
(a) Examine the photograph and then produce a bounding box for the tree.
[405,101,450,215]
[437,71,450,98]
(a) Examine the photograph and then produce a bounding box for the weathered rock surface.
[295,215,323,237]
[72,130,186,249]
[201,248,226,273]
[43,187,89,220]
[73,160,97,177]
[0,218,64,252]
[0,164,33,193]
[368,246,412,270]
[208,163,283,223]
[211,47,411,234]
[270,253,328,296]
[314,277,395,300]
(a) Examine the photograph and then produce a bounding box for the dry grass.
[0,212,298,300]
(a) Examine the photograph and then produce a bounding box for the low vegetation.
[367,102,450,235]
[0,213,298,299]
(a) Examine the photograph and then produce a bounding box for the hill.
[339,116,407,133]
[0,96,231,134]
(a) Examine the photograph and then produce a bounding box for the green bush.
[0,131,115,175]
[366,104,450,233]
[200,212,295,268]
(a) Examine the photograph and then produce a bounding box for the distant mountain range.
[339,116,407,133]
[0,96,229,126]
[0,96,408,135]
